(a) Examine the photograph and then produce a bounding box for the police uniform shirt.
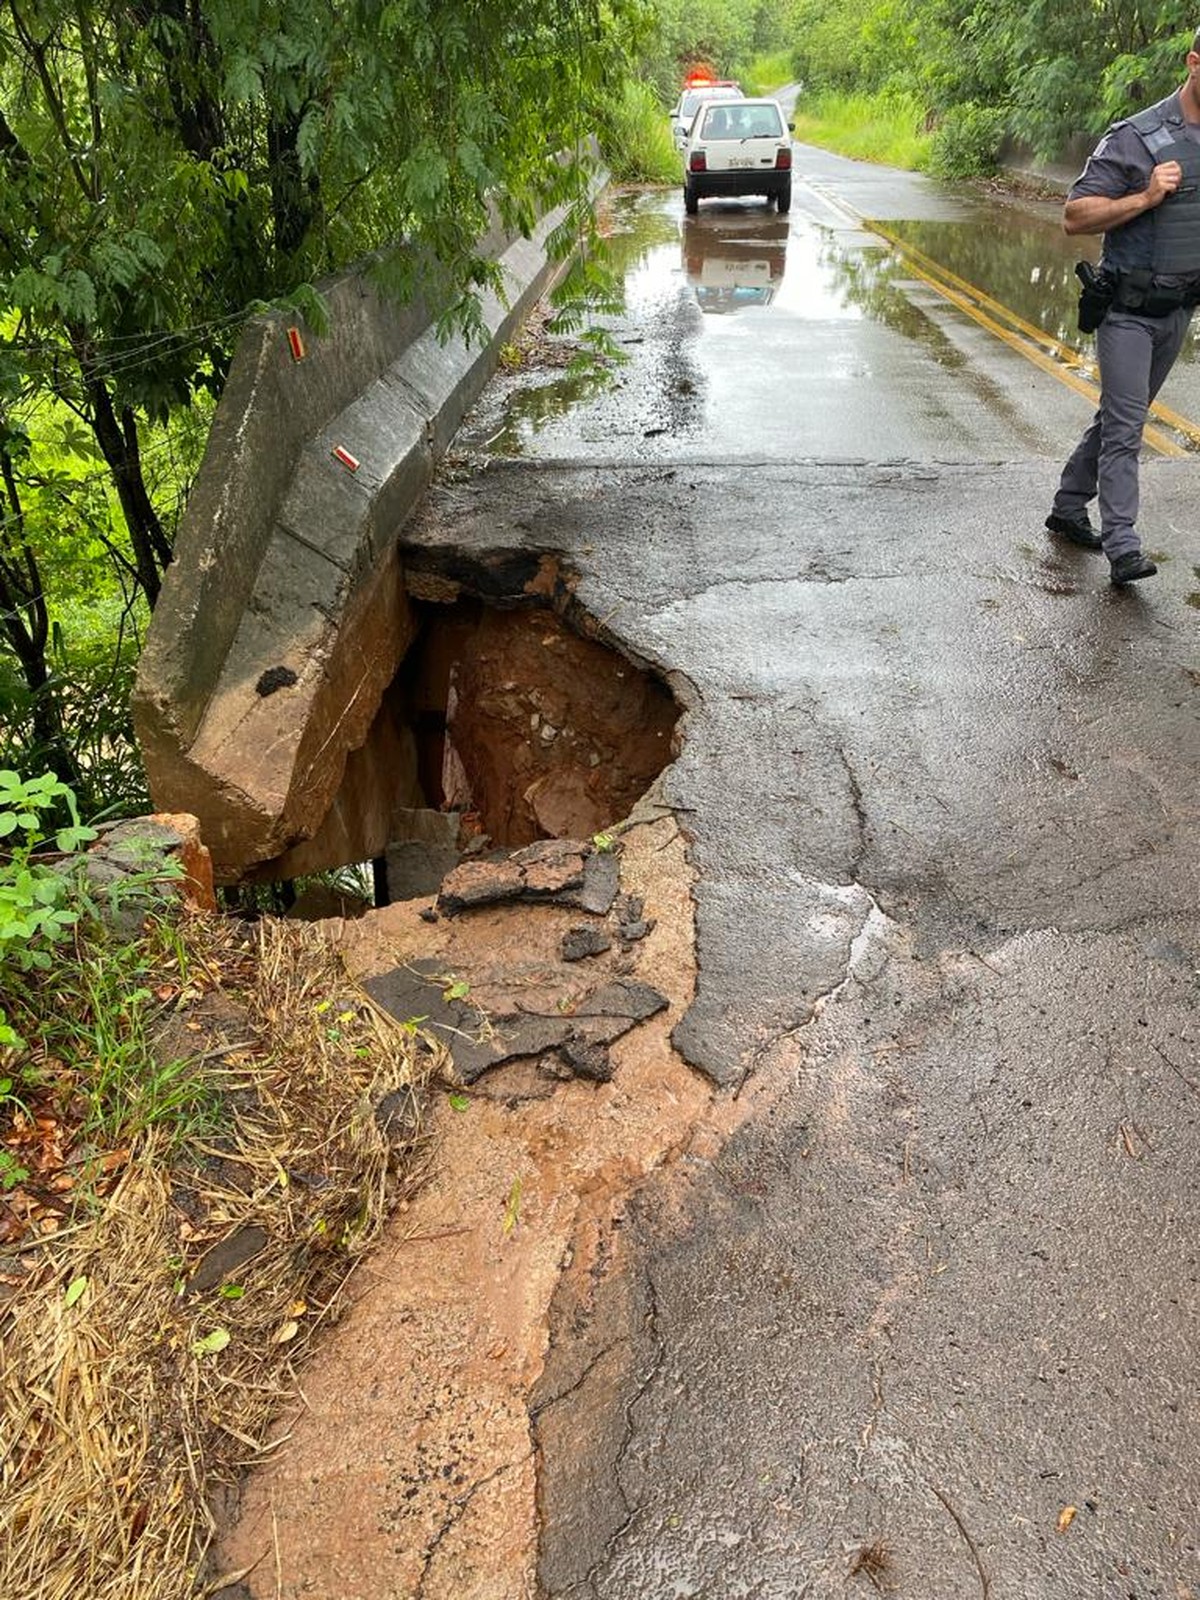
[1069,91,1200,286]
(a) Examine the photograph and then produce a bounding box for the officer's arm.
[1063,163,1182,235]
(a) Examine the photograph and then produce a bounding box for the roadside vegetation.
[0,0,648,810]
[787,1,1193,177]
[791,91,934,170]
[0,772,434,1599]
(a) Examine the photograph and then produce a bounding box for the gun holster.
[1076,260,1115,334]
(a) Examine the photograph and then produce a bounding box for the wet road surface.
[429,147,1200,1597]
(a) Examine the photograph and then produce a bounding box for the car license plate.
[728,156,754,167]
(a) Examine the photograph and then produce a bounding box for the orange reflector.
[332,445,359,471]
[287,326,305,361]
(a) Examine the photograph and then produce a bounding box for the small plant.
[849,1538,894,1592]
[0,1148,29,1190]
[0,770,97,1047]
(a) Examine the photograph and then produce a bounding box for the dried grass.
[0,915,443,1600]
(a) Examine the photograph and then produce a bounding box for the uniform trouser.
[1053,305,1193,560]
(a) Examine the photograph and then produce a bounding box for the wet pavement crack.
[838,745,869,877]
[530,1337,630,1421]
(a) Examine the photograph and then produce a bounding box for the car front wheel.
[684,180,700,216]
[776,178,792,214]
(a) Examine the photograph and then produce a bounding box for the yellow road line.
[808,184,1195,457]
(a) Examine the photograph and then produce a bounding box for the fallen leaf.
[288,1299,307,1317]
[193,1327,231,1357]
[1057,1505,1077,1533]
[63,1275,88,1308]
[272,1319,299,1344]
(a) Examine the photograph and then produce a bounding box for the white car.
[668,80,744,150]
[682,97,794,215]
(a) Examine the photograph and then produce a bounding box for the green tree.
[0,0,642,805]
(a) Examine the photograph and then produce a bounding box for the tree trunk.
[0,461,79,786]
[71,339,170,607]
[268,108,323,262]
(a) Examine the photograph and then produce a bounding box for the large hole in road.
[395,593,679,853]
[243,554,682,911]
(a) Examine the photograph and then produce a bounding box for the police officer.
[1047,31,1200,586]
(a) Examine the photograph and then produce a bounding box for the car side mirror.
[787,121,795,131]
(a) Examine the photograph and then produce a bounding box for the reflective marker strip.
[287,326,305,361]
[332,445,359,471]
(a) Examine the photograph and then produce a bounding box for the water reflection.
[869,215,1089,351]
[816,237,967,368]
[604,191,681,274]
[681,213,789,315]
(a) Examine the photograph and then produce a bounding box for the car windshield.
[701,104,783,140]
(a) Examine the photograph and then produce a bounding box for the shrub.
[927,101,1008,178]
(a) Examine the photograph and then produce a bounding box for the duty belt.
[1110,268,1200,317]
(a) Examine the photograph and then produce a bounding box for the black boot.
[1045,511,1103,551]
[1109,552,1158,586]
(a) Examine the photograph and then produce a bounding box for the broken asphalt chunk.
[561,925,613,962]
[436,837,619,917]
[187,1225,270,1295]
[573,980,669,1023]
[373,1085,428,1150]
[561,1037,614,1083]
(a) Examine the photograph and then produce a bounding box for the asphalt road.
[420,148,1200,1598]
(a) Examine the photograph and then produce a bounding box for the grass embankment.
[603,79,680,183]
[0,804,437,1600]
[789,90,932,169]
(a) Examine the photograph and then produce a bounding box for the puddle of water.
[483,367,613,455]
[603,192,681,271]
[867,208,1200,369]
[870,212,1088,347]
[481,194,684,455]
[680,213,790,316]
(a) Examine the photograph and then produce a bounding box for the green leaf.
[447,1092,470,1112]
[219,1283,245,1299]
[192,1327,232,1357]
[443,980,470,1001]
[64,1276,88,1308]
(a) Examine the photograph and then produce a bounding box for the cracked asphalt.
[406,155,1200,1597]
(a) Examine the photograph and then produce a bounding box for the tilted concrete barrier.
[134,190,593,884]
